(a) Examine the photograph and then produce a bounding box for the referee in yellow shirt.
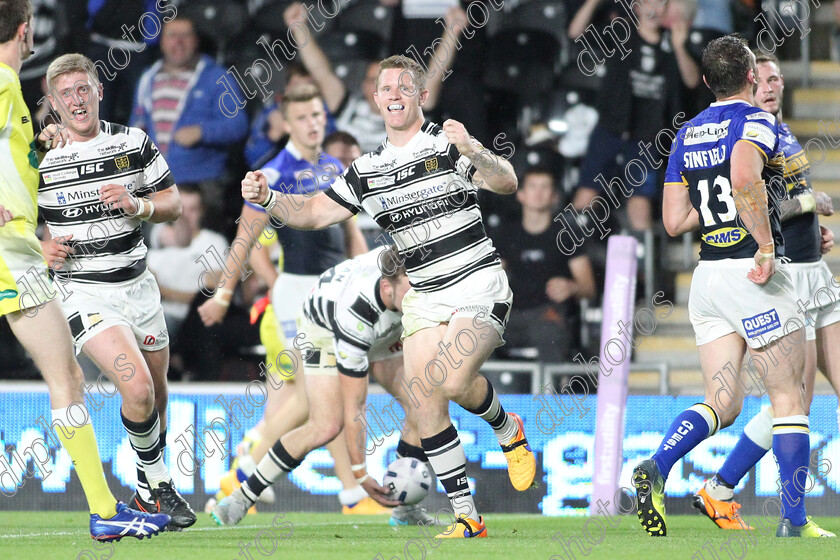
[0,0,169,541]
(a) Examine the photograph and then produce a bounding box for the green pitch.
[1,512,838,560]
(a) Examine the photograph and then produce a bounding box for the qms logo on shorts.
[742,309,781,338]
[143,335,156,345]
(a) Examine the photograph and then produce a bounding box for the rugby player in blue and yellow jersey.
[633,35,833,538]
[692,51,840,533]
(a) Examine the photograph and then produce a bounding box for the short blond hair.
[376,55,427,92]
[46,53,100,92]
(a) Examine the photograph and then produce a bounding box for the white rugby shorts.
[271,272,319,340]
[60,269,168,355]
[295,313,338,376]
[688,258,805,349]
[401,265,512,344]
[294,311,403,377]
[780,260,840,340]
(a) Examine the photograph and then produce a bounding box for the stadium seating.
[483,29,559,101]
[223,27,288,106]
[510,147,565,191]
[317,29,384,92]
[685,27,727,64]
[337,0,396,43]
[503,0,570,65]
[180,0,248,56]
[318,29,383,63]
[250,0,339,37]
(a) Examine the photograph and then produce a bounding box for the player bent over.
[692,51,840,533]
[239,55,537,538]
[37,54,196,529]
[636,36,833,537]
[213,246,435,525]
[207,237,387,517]
[0,2,169,541]
[196,87,380,516]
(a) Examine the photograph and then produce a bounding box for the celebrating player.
[635,35,833,538]
[691,51,840,531]
[212,246,446,526]
[37,53,196,529]
[0,1,170,541]
[239,55,536,538]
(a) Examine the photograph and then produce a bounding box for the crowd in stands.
[2,0,824,382]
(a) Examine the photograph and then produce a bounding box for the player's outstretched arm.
[342,219,369,258]
[283,2,346,114]
[340,372,401,507]
[242,170,355,230]
[443,119,517,195]
[197,204,272,326]
[662,183,700,236]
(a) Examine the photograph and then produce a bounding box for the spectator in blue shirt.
[131,15,248,231]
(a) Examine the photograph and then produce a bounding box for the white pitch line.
[0,521,373,539]
[0,530,77,539]
[0,515,495,539]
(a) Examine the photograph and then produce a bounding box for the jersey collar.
[709,99,752,107]
[384,119,428,152]
[285,140,304,161]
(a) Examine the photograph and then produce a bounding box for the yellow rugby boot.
[342,496,390,515]
[435,515,487,538]
[501,413,536,491]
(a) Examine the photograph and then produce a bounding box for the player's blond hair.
[376,55,427,93]
[46,53,100,92]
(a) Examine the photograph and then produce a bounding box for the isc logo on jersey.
[742,309,781,338]
[702,227,746,246]
[80,162,105,175]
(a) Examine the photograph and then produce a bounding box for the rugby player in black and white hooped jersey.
[37,53,196,529]
[212,246,444,527]
[239,55,537,539]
